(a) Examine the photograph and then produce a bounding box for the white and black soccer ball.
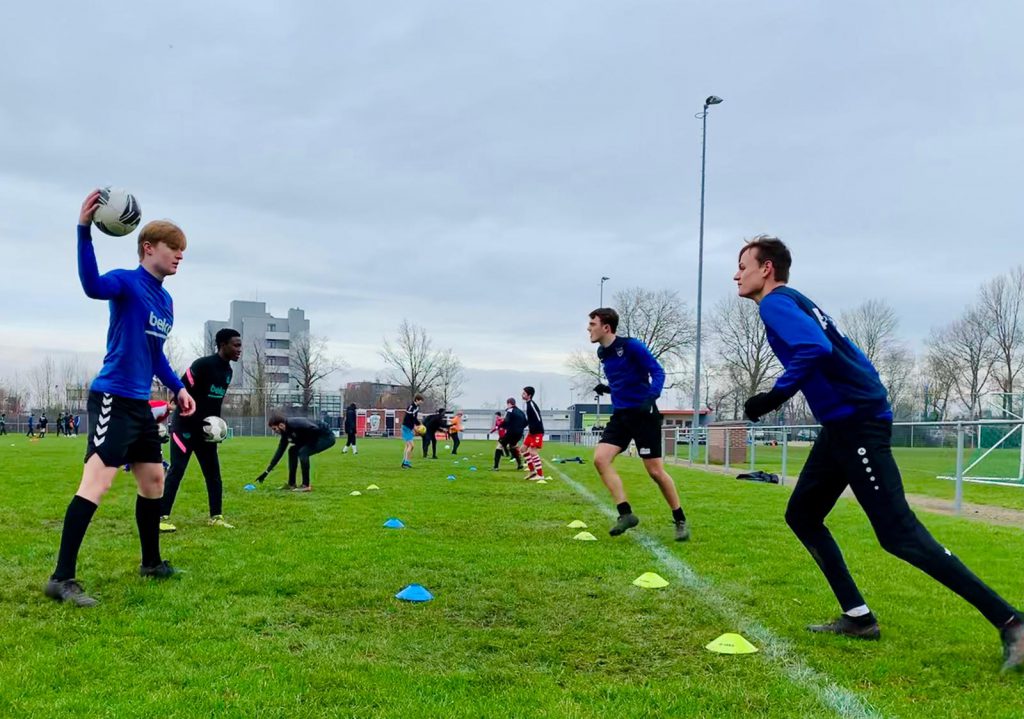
[93,186,142,236]
[202,416,229,443]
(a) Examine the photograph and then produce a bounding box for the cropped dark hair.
[523,386,535,398]
[268,411,287,426]
[589,308,619,333]
[215,328,241,348]
[739,235,791,283]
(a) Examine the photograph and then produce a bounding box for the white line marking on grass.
[546,461,889,719]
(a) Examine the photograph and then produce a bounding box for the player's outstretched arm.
[263,434,289,477]
[77,190,123,300]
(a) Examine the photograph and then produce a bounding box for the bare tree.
[613,287,696,385]
[838,299,916,416]
[927,307,997,418]
[242,338,272,415]
[920,343,958,421]
[565,349,602,398]
[432,349,466,409]
[60,356,91,411]
[290,333,344,412]
[709,296,781,399]
[163,336,187,375]
[979,266,1024,413]
[380,320,445,402]
[839,299,900,367]
[30,356,59,412]
[190,326,217,360]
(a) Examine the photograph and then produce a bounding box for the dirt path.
[669,458,1024,529]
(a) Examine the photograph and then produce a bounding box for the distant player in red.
[521,386,545,480]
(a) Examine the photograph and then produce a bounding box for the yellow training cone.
[705,633,758,654]
[350,490,362,496]
[632,572,669,589]
[535,479,548,484]
[567,520,588,529]
[366,484,380,490]
[573,531,597,541]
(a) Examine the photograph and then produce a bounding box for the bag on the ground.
[736,470,779,484]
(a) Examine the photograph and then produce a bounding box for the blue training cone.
[469,466,478,471]
[243,483,257,491]
[446,474,456,480]
[396,584,434,602]
[383,518,405,529]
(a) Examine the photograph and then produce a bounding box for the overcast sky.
[1,1,1021,408]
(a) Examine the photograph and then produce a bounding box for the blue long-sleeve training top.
[597,337,665,410]
[760,286,891,423]
[78,224,184,400]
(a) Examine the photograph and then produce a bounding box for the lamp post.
[690,95,723,463]
[596,276,610,431]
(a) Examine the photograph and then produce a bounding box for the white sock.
[845,605,870,618]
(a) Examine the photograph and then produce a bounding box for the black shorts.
[600,406,663,459]
[83,391,163,467]
[500,431,523,448]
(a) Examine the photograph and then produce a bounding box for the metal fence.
[669,420,1024,513]
[544,420,1024,515]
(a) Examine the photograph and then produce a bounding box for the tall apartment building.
[205,301,310,390]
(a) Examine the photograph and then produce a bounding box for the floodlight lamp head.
[705,95,723,107]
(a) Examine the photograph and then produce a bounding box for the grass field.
[678,443,1024,511]
[1,436,1023,718]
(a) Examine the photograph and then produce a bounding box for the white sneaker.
[353,447,358,455]
[342,446,348,453]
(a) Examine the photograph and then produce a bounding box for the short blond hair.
[138,220,187,260]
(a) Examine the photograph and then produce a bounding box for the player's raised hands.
[79,189,102,226]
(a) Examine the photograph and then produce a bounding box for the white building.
[205,301,310,390]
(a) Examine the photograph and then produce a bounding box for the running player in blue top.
[44,189,196,607]
[588,308,690,542]
[737,235,1023,671]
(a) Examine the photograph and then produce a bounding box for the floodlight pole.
[690,95,722,463]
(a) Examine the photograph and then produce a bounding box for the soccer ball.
[414,424,427,437]
[202,416,229,443]
[93,186,142,236]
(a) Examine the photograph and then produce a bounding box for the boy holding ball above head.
[736,234,1024,671]
[44,190,195,608]
[588,308,689,542]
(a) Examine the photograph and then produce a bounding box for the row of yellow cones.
[565,518,757,655]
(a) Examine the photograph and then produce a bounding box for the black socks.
[52,495,98,581]
[136,495,163,568]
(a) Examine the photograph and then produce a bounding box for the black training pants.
[287,432,337,486]
[163,429,223,517]
[422,432,437,458]
[786,418,1016,627]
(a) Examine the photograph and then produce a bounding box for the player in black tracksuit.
[493,398,526,470]
[422,409,448,459]
[342,403,358,454]
[160,329,242,531]
[256,413,336,491]
[737,235,1024,671]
